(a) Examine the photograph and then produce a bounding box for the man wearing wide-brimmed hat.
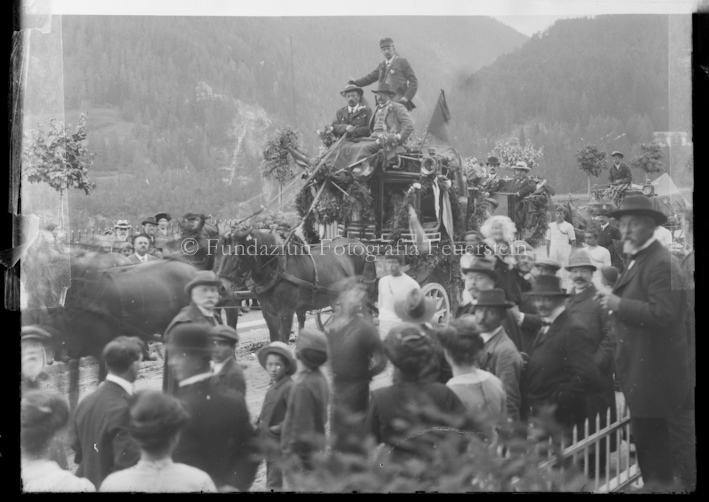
[521,275,603,429]
[331,84,373,139]
[163,271,225,395]
[167,324,259,492]
[368,82,414,144]
[595,195,693,490]
[471,289,524,422]
[113,219,131,243]
[503,161,538,223]
[348,37,418,111]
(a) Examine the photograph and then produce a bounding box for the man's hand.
[399,97,408,104]
[395,133,402,142]
[345,125,355,134]
[347,78,356,84]
[595,289,621,312]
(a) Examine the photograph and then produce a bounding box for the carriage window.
[420,186,438,227]
[381,183,410,229]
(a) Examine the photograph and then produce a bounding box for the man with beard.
[565,251,616,473]
[113,220,131,244]
[595,196,692,491]
[331,84,372,139]
[349,38,418,111]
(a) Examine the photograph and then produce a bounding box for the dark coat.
[516,273,538,355]
[608,162,633,184]
[477,327,524,422]
[455,302,524,354]
[173,378,259,491]
[353,56,418,110]
[127,253,157,264]
[210,356,247,398]
[332,105,373,139]
[280,367,329,464]
[368,101,415,144]
[522,310,605,429]
[257,376,294,460]
[597,223,622,249]
[612,239,691,417]
[163,302,224,395]
[366,382,465,461]
[566,285,617,426]
[503,178,537,198]
[71,381,140,487]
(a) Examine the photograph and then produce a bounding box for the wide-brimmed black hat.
[341,84,364,97]
[394,289,436,324]
[523,275,570,298]
[141,216,157,226]
[609,195,667,226]
[486,156,500,166]
[372,82,396,95]
[473,288,515,308]
[611,151,624,159]
[155,212,171,222]
[184,271,222,296]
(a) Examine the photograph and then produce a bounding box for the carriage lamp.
[421,156,438,176]
[642,183,655,196]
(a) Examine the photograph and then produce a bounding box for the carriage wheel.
[422,283,451,326]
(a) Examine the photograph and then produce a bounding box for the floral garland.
[316,125,336,148]
[261,128,301,184]
[375,131,399,151]
[294,186,319,243]
[339,179,375,225]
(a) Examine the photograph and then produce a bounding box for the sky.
[493,15,586,37]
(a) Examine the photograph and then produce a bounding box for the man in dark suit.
[208,325,246,398]
[503,161,538,224]
[71,336,143,487]
[596,196,692,490]
[168,324,259,492]
[163,271,225,394]
[127,233,157,264]
[521,275,604,431]
[331,84,372,140]
[595,207,623,268]
[603,151,633,203]
[349,37,418,111]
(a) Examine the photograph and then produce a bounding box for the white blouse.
[99,458,217,493]
[22,458,96,493]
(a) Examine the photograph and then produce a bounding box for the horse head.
[216,226,268,292]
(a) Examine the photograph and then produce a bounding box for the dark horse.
[217,229,376,343]
[26,255,198,408]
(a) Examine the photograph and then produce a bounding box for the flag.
[426,90,451,144]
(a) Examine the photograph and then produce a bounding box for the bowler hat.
[184,270,222,296]
[534,257,562,271]
[115,219,131,229]
[523,274,570,298]
[21,326,52,343]
[474,288,515,308]
[609,195,667,226]
[183,213,203,221]
[166,324,212,354]
[257,341,297,376]
[155,212,171,222]
[208,325,239,345]
[486,156,500,166]
[380,37,394,48]
[394,289,436,324]
[513,161,531,171]
[611,151,624,159]
[340,84,364,98]
[372,82,396,95]
[460,254,498,280]
[141,216,157,226]
[565,250,597,271]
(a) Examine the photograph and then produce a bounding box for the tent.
[650,173,691,221]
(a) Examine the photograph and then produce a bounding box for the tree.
[576,144,607,195]
[491,139,544,171]
[23,112,97,229]
[630,142,664,182]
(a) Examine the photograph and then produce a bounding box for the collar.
[270,375,292,389]
[600,222,609,230]
[178,371,213,388]
[133,253,148,262]
[480,326,502,344]
[210,358,231,375]
[196,305,215,317]
[136,458,174,470]
[385,55,397,66]
[542,305,566,325]
[105,374,134,395]
[629,236,657,257]
[348,104,363,114]
[572,282,593,294]
[448,370,490,385]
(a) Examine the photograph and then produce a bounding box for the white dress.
[546,221,575,266]
[377,273,421,340]
[22,458,96,493]
[99,458,217,493]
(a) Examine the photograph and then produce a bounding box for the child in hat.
[256,342,297,491]
[280,329,330,491]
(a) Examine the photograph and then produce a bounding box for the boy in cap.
[280,328,330,491]
[256,342,297,491]
[208,325,246,398]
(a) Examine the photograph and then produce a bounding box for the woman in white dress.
[21,391,96,493]
[99,390,217,493]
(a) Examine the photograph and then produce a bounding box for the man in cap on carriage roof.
[331,84,373,140]
[348,37,418,112]
[603,151,633,203]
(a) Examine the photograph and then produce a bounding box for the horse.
[216,229,377,343]
[27,256,198,409]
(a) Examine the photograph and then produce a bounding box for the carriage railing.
[531,402,640,492]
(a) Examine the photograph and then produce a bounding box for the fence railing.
[540,402,640,492]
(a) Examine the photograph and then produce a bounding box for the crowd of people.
[21,193,695,493]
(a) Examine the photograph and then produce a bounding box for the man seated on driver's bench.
[502,161,537,223]
[331,84,372,140]
[358,83,414,158]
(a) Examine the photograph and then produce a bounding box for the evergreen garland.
[261,128,301,183]
[294,185,319,243]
